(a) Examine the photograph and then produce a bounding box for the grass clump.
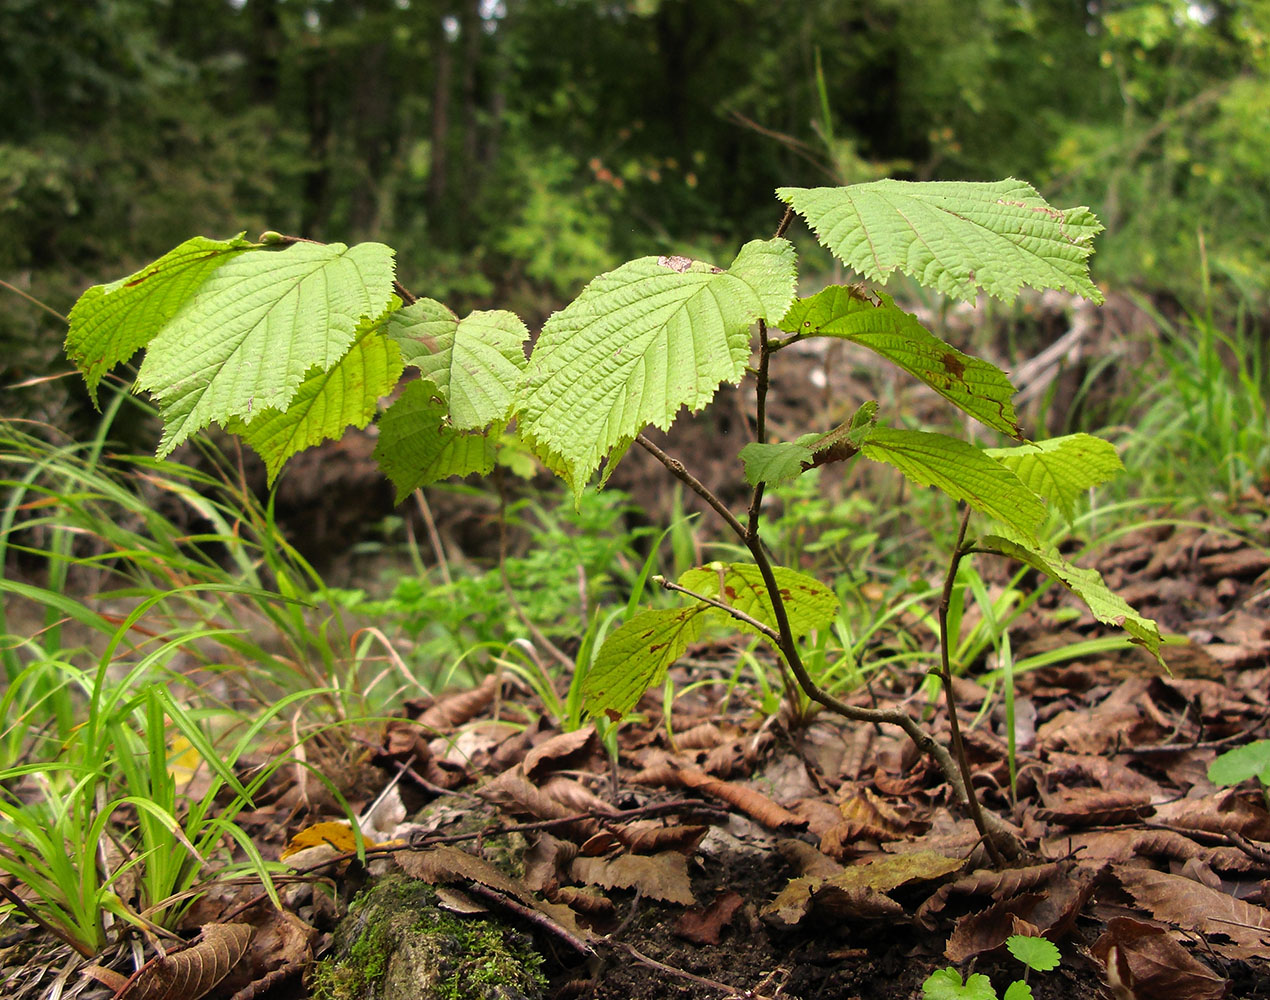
[0,403,399,956]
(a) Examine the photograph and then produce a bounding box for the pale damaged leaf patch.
[777,179,1103,303]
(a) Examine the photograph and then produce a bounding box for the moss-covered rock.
[310,874,545,1000]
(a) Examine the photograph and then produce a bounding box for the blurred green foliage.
[332,487,651,681]
[3,0,1267,430]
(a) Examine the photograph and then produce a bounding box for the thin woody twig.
[1227,829,1270,867]
[653,576,782,644]
[635,434,748,541]
[937,505,1004,868]
[610,940,774,1000]
[463,880,594,955]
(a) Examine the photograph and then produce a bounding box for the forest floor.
[34,503,1259,1000]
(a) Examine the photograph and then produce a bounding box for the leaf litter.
[7,515,1268,1000]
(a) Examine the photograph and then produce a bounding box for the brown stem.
[610,940,773,1000]
[774,204,795,239]
[0,279,68,324]
[634,434,748,541]
[938,506,1005,867]
[746,317,771,541]
[654,576,782,644]
[635,429,1021,859]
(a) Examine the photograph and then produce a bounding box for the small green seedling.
[1208,739,1270,806]
[922,933,1060,1000]
[64,175,1164,863]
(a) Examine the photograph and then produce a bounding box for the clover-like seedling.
[922,968,998,1000]
[1006,934,1061,973]
[922,934,1061,1000]
[1208,739,1270,806]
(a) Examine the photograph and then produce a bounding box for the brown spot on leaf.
[124,269,158,288]
[940,351,965,380]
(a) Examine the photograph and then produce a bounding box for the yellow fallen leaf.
[281,821,360,861]
[167,735,202,790]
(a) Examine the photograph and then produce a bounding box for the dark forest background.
[3,0,1268,428]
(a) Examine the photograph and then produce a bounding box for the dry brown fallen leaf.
[397,844,594,948]
[944,894,1044,963]
[523,726,597,779]
[764,852,964,929]
[399,844,533,902]
[614,820,709,854]
[523,831,578,892]
[479,764,604,840]
[675,890,745,945]
[1091,916,1228,1000]
[820,789,910,857]
[113,923,251,1000]
[634,763,804,829]
[417,672,502,730]
[1035,786,1155,826]
[917,862,1063,928]
[1151,789,1270,841]
[776,837,844,879]
[570,851,695,905]
[1115,865,1270,961]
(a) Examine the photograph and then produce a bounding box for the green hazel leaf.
[1002,982,1034,1000]
[517,238,798,497]
[136,241,396,458]
[980,532,1165,666]
[66,234,255,405]
[803,399,879,468]
[921,968,998,1000]
[986,434,1123,524]
[861,427,1046,541]
[1207,740,1270,787]
[385,299,529,430]
[677,562,840,640]
[778,286,1022,439]
[738,399,876,487]
[596,435,635,490]
[738,439,815,487]
[582,606,707,720]
[1006,934,1061,973]
[372,379,497,502]
[226,322,404,484]
[776,179,1104,304]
